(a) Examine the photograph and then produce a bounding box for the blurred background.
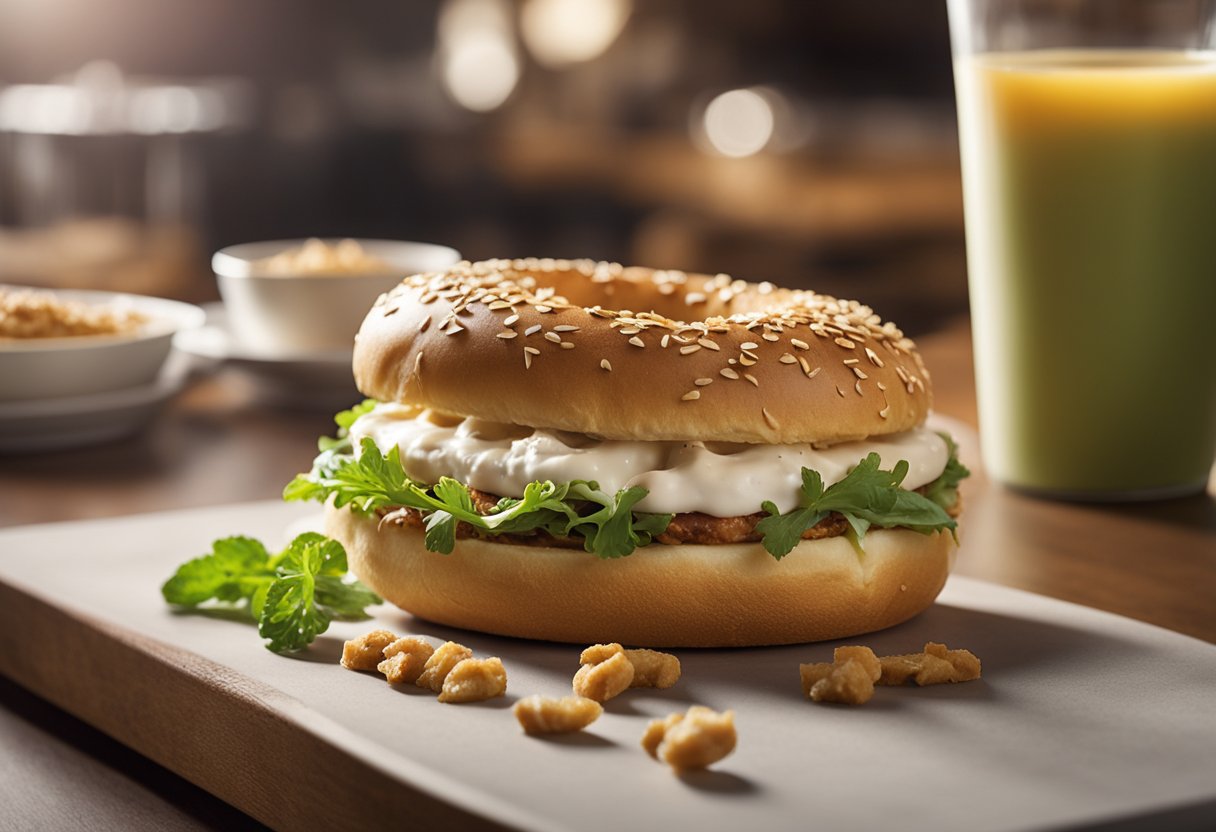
[0,0,966,336]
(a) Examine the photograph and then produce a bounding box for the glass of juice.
[948,0,1216,499]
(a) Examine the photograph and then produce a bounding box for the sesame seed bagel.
[326,503,957,647]
[353,258,932,444]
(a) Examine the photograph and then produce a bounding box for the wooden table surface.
[1,315,1213,830]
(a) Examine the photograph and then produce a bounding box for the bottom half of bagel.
[325,504,958,648]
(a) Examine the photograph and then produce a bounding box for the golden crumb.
[573,651,635,702]
[513,695,603,734]
[624,649,681,689]
[415,641,474,692]
[878,642,982,686]
[256,238,391,276]
[0,288,147,339]
[642,706,737,772]
[802,642,981,704]
[376,636,435,685]
[438,657,507,703]
[340,629,397,672]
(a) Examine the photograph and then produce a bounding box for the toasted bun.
[326,504,957,648]
[353,259,931,445]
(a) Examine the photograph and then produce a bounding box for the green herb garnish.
[162,532,381,653]
[754,453,958,559]
[285,437,673,559]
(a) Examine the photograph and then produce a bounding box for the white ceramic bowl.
[212,238,461,357]
[0,286,205,403]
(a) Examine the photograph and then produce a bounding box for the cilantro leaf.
[161,536,274,606]
[757,453,958,559]
[317,399,378,452]
[163,532,382,654]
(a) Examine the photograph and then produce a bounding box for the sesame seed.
[418,316,431,333]
[629,336,645,348]
[619,327,641,335]
[744,373,759,387]
[553,325,580,332]
[544,332,562,344]
[798,356,811,375]
[524,352,533,369]
[720,368,739,380]
[697,338,721,351]
[877,381,887,391]
[524,346,540,355]
[763,408,779,429]
[806,366,822,379]
[843,358,860,365]
[779,354,798,364]
[685,292,707,304]
[791,338,810,350]
[503,314,519,326]
[761,332,779,342]
[741,342,759,350]
[661,334,671,348]
[834,337,857,349]
[383,307,399,317]
[445,324,464,336]
[681,390,701,401]
[679,344,702,355]
[836,385,845,397]
[855,380,863,395]
[488,300,513,310]
[535,305,553,313]
[879,404,891,419]
[525,325,542,336]
[600,359,612,371]
[561,342,575,350]
[727,358,737,365]
[694,377,713,386]
[414,352,424,374]
[496,331,518,339]
[852,367,868,380]
[739,354,757,366]
[865,347,885,367]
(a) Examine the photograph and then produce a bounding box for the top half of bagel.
[352,258,932,446]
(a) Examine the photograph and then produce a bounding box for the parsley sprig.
[754,453,958,559]
[161,532,381,653]
[285,437,673,558]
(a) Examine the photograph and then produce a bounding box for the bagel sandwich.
[285,258,969,647]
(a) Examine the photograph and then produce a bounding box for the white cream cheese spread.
[351,404,950,517]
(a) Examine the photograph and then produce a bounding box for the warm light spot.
[520,0,631,68]
[701,88,775,158]
[438,0,520,112]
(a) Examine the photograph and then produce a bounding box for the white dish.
[0,350,190,452]
[2,499,1214,832]
[0,285,204,402]
[212,238,460,356]
[174,303,360,408]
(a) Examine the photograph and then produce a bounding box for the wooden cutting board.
[2,500,1215,832]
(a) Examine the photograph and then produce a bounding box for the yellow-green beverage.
[955,49,1216,497]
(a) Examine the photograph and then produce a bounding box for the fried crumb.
[514,695,603,734]
[415,641,474,692]
[340,629,398,671]
[624,649,681,689]
[642,706,737,772]
[376,636,435,685]
[573,651,635,702]
[438,657,507,703]
[878,642,982,686]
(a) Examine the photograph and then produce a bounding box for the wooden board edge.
[0,581,519,832]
